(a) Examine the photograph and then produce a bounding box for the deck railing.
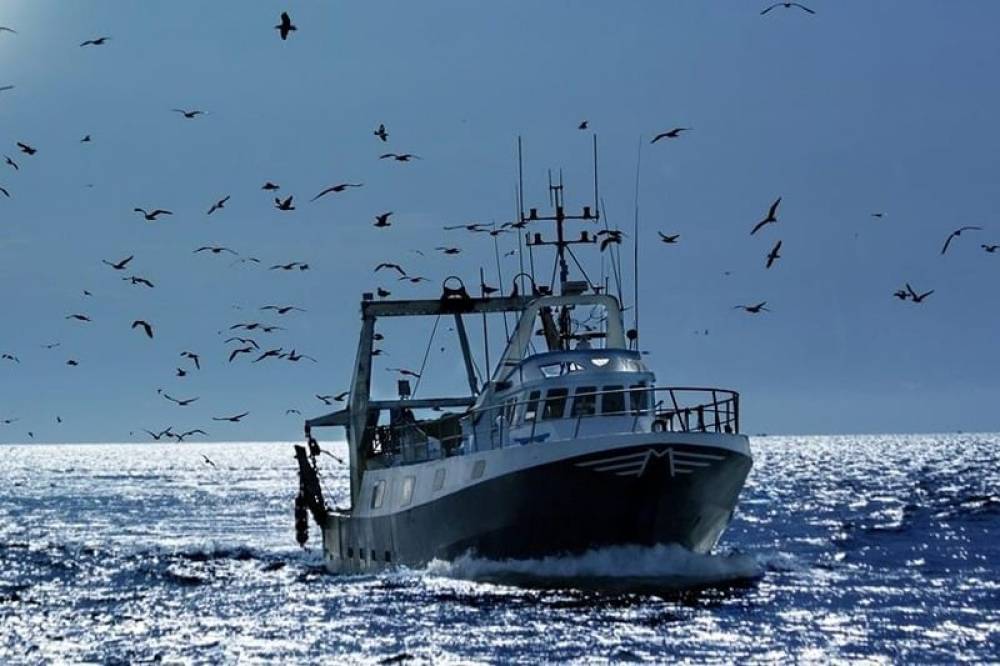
[364,386,739,463]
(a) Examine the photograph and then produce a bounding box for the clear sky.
[1,1,998,443]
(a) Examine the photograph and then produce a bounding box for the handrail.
[361,385,740,463]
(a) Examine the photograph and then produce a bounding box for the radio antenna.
[631,134,643,349]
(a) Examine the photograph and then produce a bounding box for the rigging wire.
[631,134,643,349]
[409,314,441,399]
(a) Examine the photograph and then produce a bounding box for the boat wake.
[425,543,764,592]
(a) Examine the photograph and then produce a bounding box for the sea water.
[1,434,997,663]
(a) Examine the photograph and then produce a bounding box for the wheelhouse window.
[571,386,598,417]
[542,388,569,420]
[539,363,561,378]
[399,476,415,507]
[522,390,541,422]
[371,480,387,509]
[630,383,650,415]
[602,385,626,415]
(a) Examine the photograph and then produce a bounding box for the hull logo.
[575,447,724,478]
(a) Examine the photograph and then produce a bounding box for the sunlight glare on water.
[1,434,998,662]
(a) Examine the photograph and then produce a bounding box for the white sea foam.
[426,543,764,590]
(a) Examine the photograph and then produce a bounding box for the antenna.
[631,134,643,349]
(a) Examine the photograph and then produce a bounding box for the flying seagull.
[578,121,588,130]
[982,244,999,253]
[375,262,406,276]
[16,142,36,155]
[134,208,172,221]
[206,195,230,215]
[172,109,205,119]
[650,128,691,143]
[195,246,237,255]
[160,391,199,406]
[751,197,781,235]
[379,153,420,162]
[275,12,296,40]
[940,226,982,255]
[374,212,393,228]
[102,255,134,271]
[180,351,201,370]
[262,181,280,191]
[374,123,388,142]
[122,275,155,288]
[658,232,680,244]
[311,183,362,202]
[131,320,154,339]
[765,240,782,269]
[4,155,18,170]
[274,195,295,211]
[66,314,91,322]
[761,2,815,15]
[260,305,306,315]
[213,412,249,423]
[80,36,111,47]
[734,302,770,314]
[905,283,934,303]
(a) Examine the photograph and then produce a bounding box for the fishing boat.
[294,144,753,572]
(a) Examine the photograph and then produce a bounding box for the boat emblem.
[575,447,724,478]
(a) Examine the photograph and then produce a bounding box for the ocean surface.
[1,434,997,664]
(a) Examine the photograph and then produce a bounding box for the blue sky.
[1,1,998,442]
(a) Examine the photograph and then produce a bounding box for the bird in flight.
[180,351,201,370]
[142,427,174,441]
[66,359,79,366]
[311,183,363,202]
[651,128,692,143]
[283,349,318,363]
[102,255,134,271]
[275,12,297,40]
[160,391,199,406]
[131,320,154,339]
[195,246,237,256]
[1,353,18,363]
[81,135,92,143]
[317,392,350,405]
[122,275,154,288]
[225,336,259,349]
[387,367,421,379]
[375,262,406,276]
[228,346,254,363]
[16,142,36,155]
[172,429,208,442]
[658,232,680,244]
[176,367,188,378]
[399,276,430,284]
[374,212,393,228]
[172,109,205,119]
[0,27,16,35]
[66,314,92,322]
[0,185,8,198]
[765,240,782,269]
[871,212,885,219]
[200,454,217,468]
[751,197,782,235]
[380,153,420,162]
[134,208,172,221]
[269,262,305,271]
[206,195,230,215]
[444,223,490,232]
[597,229,624,252]
[982,244,999,253]
[892,289,909,301]
[254,348,284,363]
[941,226,983,255]
[374,123,389,142]
[905,283,934,303]
[578,121,588,130]
[286,409,302,415]
[213,412,249,423]
[274,195,295,211]
[734,302,770,314]
[260,305,306,315]
[262,181,280,191]
[435,246,461,255]
[4,155,18,170]
[760,2,815,15]
[80,36,111,47]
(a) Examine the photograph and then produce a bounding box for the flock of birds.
[1,7,997,443]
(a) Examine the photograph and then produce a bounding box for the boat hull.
[320,436,752,572]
